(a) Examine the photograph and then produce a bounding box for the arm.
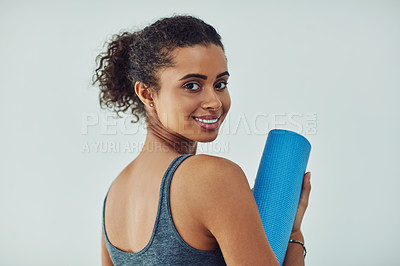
[185,155,279,266]
[101,230,114,266]
[283,172,311,266]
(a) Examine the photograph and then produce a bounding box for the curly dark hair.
[92,15,225,123]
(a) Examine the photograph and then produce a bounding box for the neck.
[141,113,197,156]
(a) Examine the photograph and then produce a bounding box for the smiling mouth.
[192,115,222,130]
[193,116,220,124]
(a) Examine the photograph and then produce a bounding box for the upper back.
[102,153,226,265]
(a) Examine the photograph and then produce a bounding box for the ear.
[134,81,154,108]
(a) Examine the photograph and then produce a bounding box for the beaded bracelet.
[289,239,307,258]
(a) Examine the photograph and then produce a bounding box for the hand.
[291,172,311,233]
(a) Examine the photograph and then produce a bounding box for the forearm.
[282,230,305,266]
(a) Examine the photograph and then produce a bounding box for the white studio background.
[1,1,399,265]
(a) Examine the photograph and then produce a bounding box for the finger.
[292,173,312,232]
[303,172,311,191]
[299,172,311,208]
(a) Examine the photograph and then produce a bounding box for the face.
[152,44,231,143]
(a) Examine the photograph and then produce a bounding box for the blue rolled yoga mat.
[252,129,311,265]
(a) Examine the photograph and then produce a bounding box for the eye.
[183,82,201,91]
[215,81,229,90]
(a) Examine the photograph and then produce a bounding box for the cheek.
[156,94,195,128]
[222,92,231,113]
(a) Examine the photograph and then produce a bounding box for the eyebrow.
[178,71,230,81]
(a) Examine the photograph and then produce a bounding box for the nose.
[201,86,222,110]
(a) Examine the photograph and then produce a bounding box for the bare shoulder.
[177,154,251,203]
[175,153,252,218]
[177,153,252,216]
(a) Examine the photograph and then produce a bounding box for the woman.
[94,15,311,266]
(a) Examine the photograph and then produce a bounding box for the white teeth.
[194,117,219,124]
